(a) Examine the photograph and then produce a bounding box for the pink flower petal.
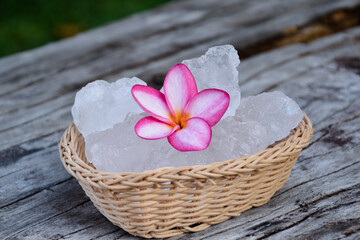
[132,85,174,125]
[167,117,211,152]
[183,89,230,126]
[163,63,198,122]
[135,116,179,140]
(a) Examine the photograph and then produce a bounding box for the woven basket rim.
[59,113,313,186]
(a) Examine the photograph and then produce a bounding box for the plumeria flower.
[131,63,230,152]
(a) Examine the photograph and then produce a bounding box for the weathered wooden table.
[1,0,360,239]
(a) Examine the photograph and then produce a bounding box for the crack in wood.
[313,99,358,126]
[0,145,43,167]
[254,200,359,240]
[3,199,90,240]
[322,129,354,146]
[237,4,360,59]
[0,101,73,134]
[58,218,109,239]
[242,184,360,240]
[305,105,360,149]
[0,177,72,209]
[240,38,355,88]
[276,154,360,199]
[0,168,25,179]
[335,56,360,73]
[100,230,128,240]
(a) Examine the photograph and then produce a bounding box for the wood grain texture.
[1,0,360,239]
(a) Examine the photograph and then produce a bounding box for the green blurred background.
[0,0,172,58]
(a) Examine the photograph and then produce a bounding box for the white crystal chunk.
[72,77,146,137]
[85,113,162,173]
[182,45,241,117]
[236,91,303,142]
[85,114,270,173]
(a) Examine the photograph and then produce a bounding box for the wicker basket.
[59,114,313,238]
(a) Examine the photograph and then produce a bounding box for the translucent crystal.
[236,91,303,142]
[85,114,270,173]
[154,117,270,169]
[85,113,164,173]
[84,90,303,174]
[182,45,241,117]
[72,77,146,137]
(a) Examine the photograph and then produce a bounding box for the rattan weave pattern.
[59,114,313,238]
